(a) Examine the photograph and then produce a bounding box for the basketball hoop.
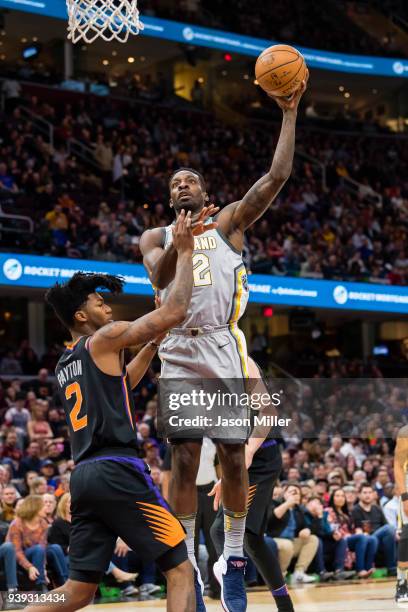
[66,0,144,44]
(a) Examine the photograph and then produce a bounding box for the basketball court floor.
[87,580,398,611]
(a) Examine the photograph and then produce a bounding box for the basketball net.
[66,0,144,44]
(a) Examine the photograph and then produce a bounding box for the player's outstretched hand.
[270,69,309,113]
[192,204,219,236]
[172,209,194,254]
[208,478,222,511]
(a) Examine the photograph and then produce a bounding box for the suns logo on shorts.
[247,484,257,510]
[137,502,185,547]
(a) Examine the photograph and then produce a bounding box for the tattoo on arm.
[230,112,297,231]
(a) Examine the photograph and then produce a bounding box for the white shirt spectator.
[196,438,217,486]
[382,496,399,529]
[340,441,366,467]
[4,406,31,432]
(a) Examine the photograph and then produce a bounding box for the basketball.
[255,44,307,97]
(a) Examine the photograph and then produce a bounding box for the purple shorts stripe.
[77,455,169,509]
[260,439,277,449]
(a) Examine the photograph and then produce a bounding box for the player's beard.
[174,196,204,215]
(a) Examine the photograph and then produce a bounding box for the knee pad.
[399,525,408,562]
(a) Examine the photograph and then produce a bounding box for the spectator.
[373,467,390,499]
[6,495,68,589]
[265,483,318,583]
[1,430,23,478]
[0,352,23,376]
[42,493,57,525]
[40,461,59,492]
[0,485,19,523]
[327,488,376,578]
[47,493,71,559]
[24,369,53,399]
[20,444,42,477]
[343,484,358,513]
[30,477,48,497]
[305,496,355,581]
[351,484,397,576]
[27,403,53,447]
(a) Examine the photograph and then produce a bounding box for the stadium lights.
[102,59,109,66]
[112,50,117,56]
[339,85,344,92]
[32,37,38,42]
[198,77,205,84]
[243,74,249,80]
[128,56,135,63]
[21,37,27,43]
[254,79,259,85]
[344,92,350,98]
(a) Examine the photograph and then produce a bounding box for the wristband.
[401,492,408,502]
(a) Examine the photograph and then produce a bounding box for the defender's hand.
[270,70,309,112]
[172,209,194,254]
[192,205,219,236]
[208,479,222,511]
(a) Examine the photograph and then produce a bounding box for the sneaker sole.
[213,561,228,612]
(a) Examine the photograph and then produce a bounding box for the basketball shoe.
[213,555,247,612]
[396,580,408,605]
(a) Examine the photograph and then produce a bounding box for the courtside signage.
[0,0,407,77]
[1,254,407,314]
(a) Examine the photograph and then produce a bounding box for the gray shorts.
[158,324,250,442]
[159,323,249,379]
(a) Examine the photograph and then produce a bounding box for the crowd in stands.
[141,0,405,56]
[0,341,405,595]
[0,91,407,286]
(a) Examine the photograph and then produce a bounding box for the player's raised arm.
[217,75,308,239]
[93,210,194,353]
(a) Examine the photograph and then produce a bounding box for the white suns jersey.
[160,224,249,328]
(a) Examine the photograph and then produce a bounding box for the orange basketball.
[255,44,307,97]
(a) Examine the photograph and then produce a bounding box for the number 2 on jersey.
[193,253,212,287]
[65,382,87,432]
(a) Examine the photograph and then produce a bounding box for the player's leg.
[245,533,294,612]
[244,476,294,612]
[25,579,98,612]
[95,457,198,611]
[169,440,205,609]
[396,501,408,603]
[213,441,248,612]
[157,546,196,612]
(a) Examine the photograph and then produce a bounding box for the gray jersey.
[160,224,249,328]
